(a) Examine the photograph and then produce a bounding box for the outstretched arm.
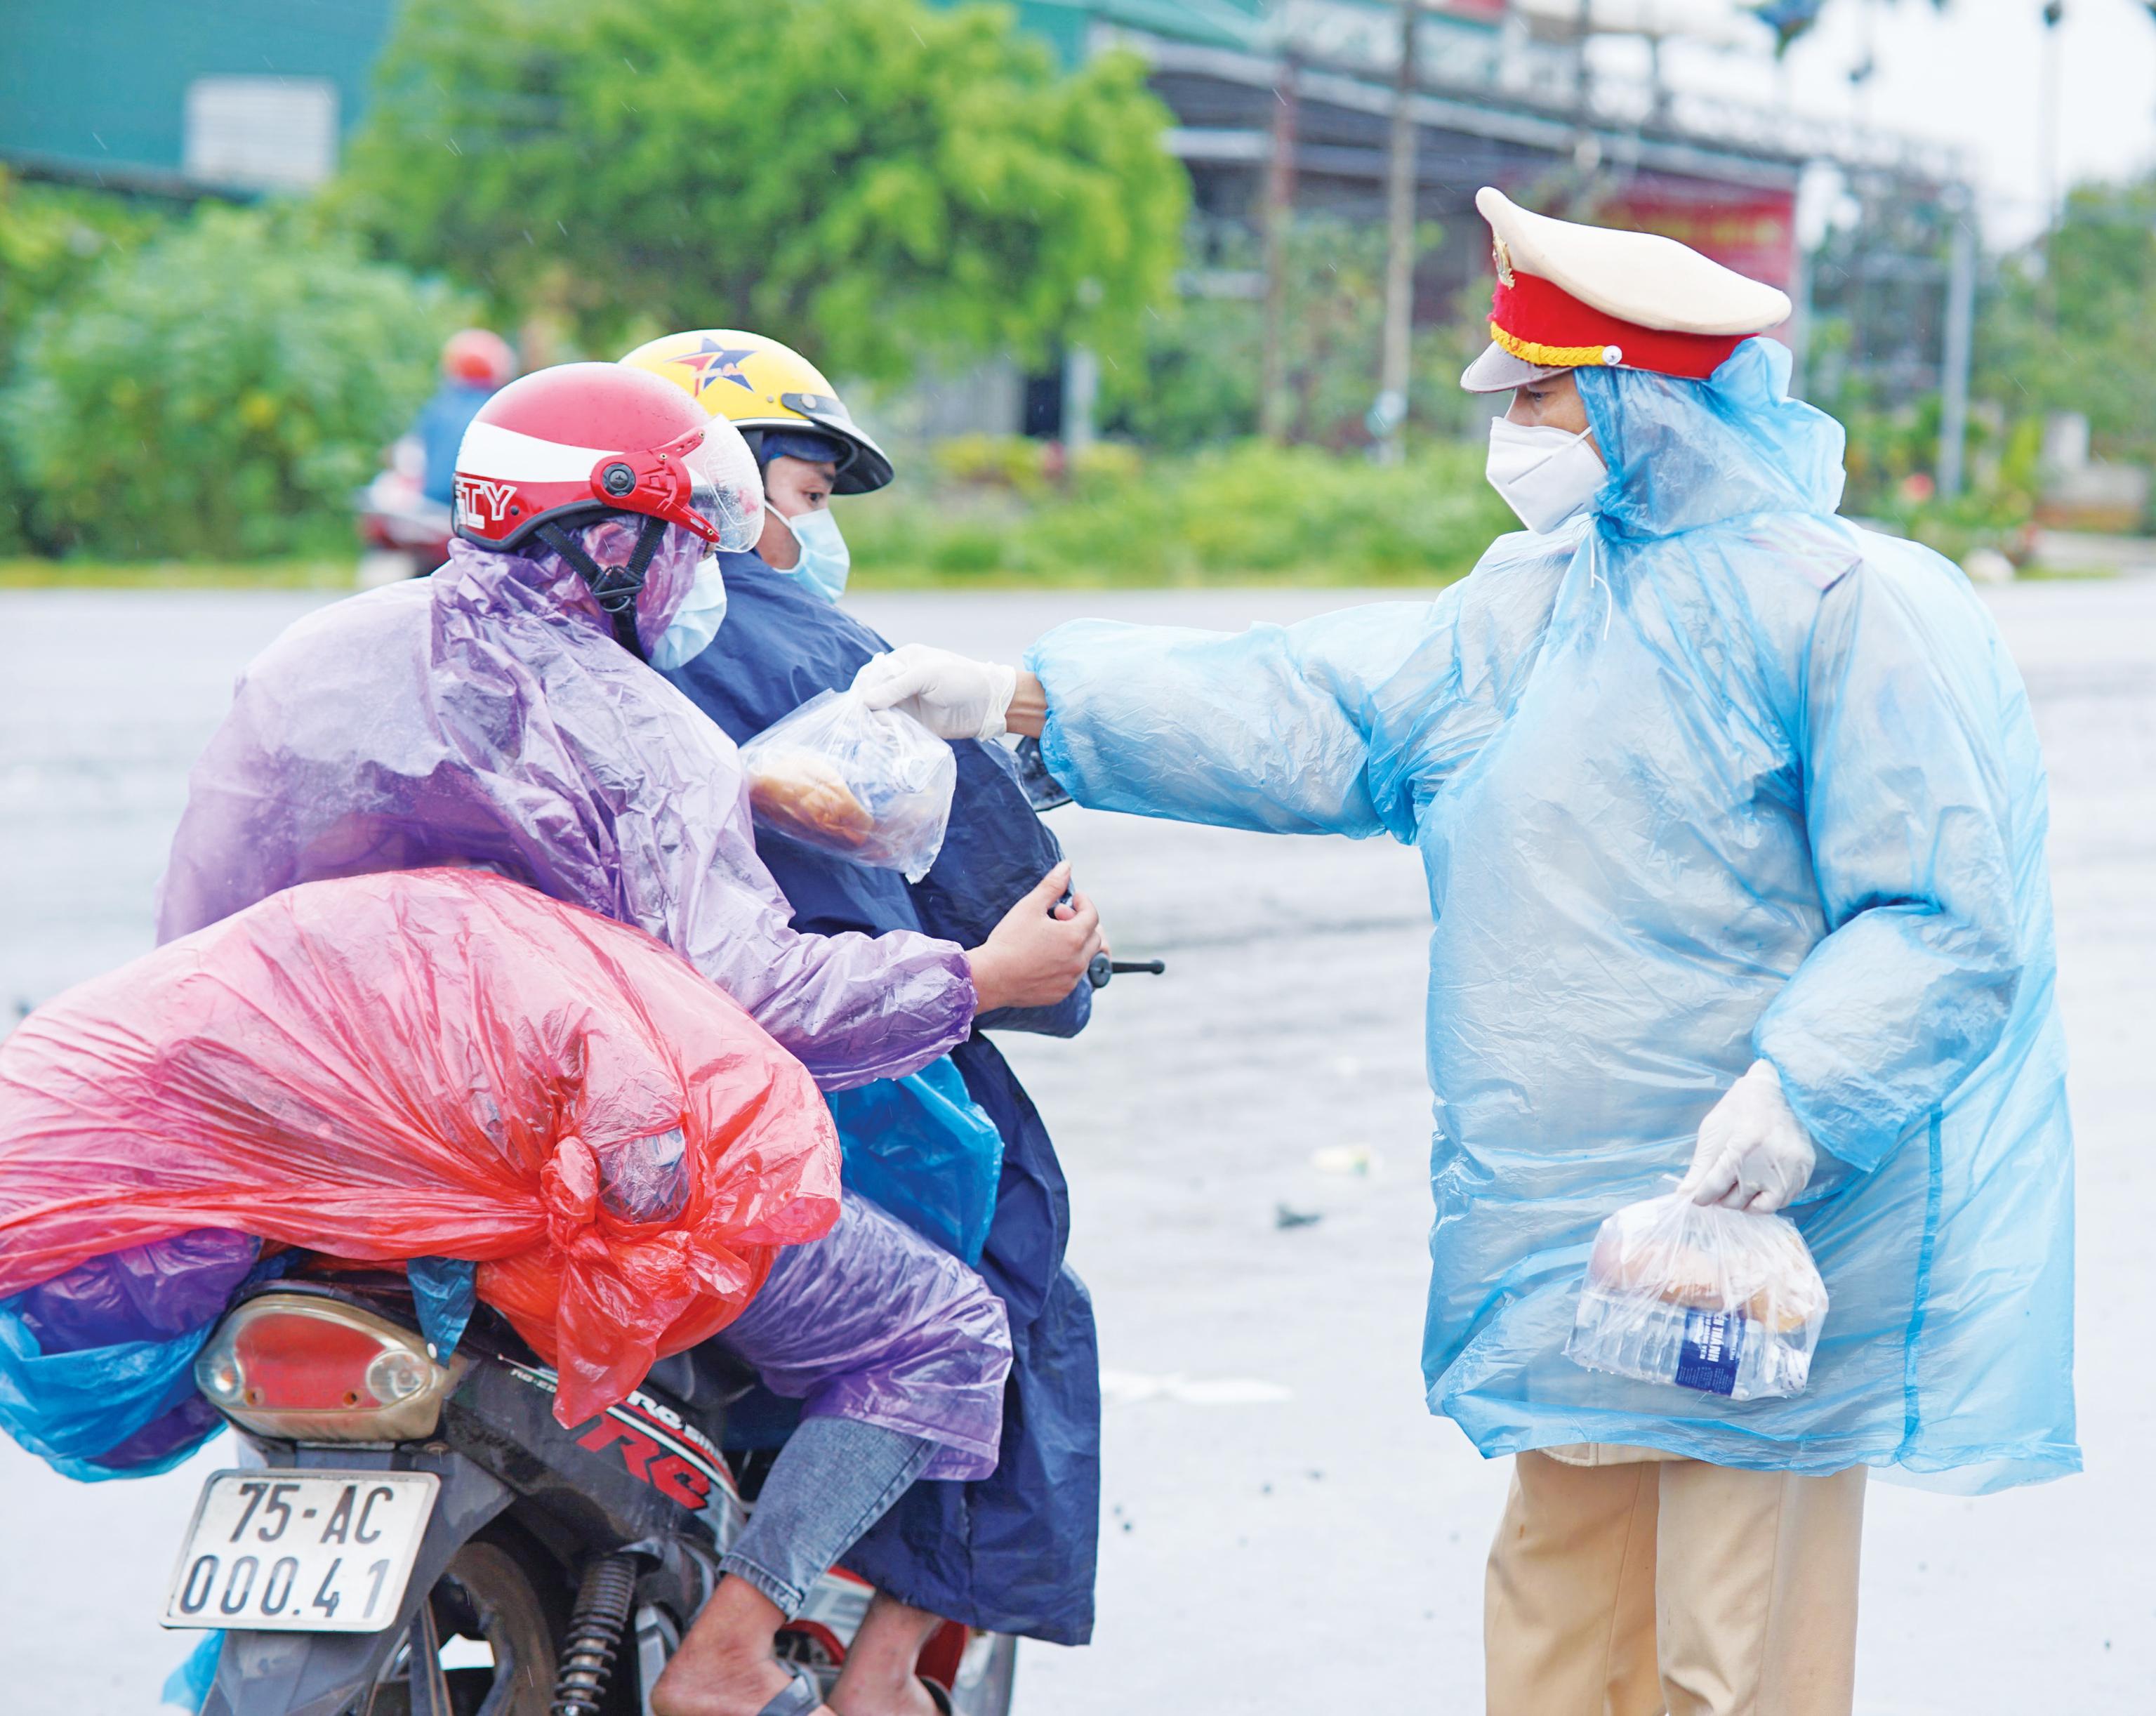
[854,602,1443,840]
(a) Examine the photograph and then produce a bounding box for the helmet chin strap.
[535,515,669,659]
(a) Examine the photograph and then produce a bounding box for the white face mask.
[776,506,851,605]
[647,554,729,671]
[1486,416,1608,534]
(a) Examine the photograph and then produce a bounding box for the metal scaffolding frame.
[1111,21,1977,484]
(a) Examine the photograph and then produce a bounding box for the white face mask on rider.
[1486,416,1608,535]
[647,554,729,671]
[776,506,852,605]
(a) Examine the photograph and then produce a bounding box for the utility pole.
[1260,57,1299,444]
[2038,0,2065,233]
[1936,197,1977,498]
[1375,1,1420,464]
[2037,0,2065,334]
[2044,2,2061,232]
[1575,0,1594,115]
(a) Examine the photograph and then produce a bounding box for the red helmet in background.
[442,328,517,390]
[451,363,762,654]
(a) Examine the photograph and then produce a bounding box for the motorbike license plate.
[162,1470,439,1633]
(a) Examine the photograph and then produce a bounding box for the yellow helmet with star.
[619,329,894,494]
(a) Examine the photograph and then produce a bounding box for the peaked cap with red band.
[1461,187,1793,393]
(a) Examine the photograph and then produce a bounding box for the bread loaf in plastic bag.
[1565,1192,1828,1401]
[740,690,956,881]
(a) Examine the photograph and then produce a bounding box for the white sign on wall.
[183,77,339,192]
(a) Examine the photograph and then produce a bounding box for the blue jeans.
[719,1414,934,1616]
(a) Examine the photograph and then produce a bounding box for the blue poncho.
[667,555,1101,1640]
[1026,340,2075,1493]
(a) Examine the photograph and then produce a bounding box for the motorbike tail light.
[195,1295,462,1442]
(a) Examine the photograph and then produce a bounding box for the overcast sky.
[1643,0,2156,246]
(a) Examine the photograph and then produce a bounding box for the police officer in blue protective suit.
[852,192,2076,1716]
[628,327,1103,1668]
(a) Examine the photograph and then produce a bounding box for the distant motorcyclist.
[626,330,1104,1710]
[355,332,516,587]
[160,362,1102,1716]
[411,327,517,506]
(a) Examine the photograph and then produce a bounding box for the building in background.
[0,0,1971,470]
[998,1,1969,447]
[1,0,392,196]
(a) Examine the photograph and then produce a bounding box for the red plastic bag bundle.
[0,869,841,1423]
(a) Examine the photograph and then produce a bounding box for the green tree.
[1978,177,2156,468]
[336,0,1188,381]
[6,205,463,557]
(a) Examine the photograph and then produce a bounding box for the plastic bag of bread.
[739,689,958,881]
[1564,1192,1828,1401]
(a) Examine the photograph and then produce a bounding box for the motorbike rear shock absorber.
[551,1552,643,1715]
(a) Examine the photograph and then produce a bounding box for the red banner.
[1594,190,1799,301]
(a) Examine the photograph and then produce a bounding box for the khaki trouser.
[1485,1447,1867,1716]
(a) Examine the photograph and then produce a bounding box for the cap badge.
[1492,235,1516,288]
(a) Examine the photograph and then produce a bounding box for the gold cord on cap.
[1489,322,1618,369]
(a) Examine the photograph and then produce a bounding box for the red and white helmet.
[451,362,762,557]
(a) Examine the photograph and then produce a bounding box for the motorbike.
[354,439,454,589]
[164,963,1164,1714]
[167,1266,1017,1716]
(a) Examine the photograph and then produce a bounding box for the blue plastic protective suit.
[666,554,1102,1642]
[1026,340,2075,1492]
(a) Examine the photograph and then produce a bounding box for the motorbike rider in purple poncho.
[154,364,1104,1716]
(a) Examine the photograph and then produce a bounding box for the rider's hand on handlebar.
[967,861,1104,1013]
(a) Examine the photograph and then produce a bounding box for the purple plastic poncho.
[725,1192,1012,1481]
[157,536,977,1091]
[133,530,1003,1475]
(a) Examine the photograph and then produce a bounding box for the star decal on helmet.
[668,338,761,395]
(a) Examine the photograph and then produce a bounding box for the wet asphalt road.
[1,579,2152,1713]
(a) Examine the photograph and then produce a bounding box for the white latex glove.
[1677,1060,1817,1213]
[851,644,1020,741]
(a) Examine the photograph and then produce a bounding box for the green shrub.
[847,435,1516,586]
[0,173,172,554]
[5,205,463,558]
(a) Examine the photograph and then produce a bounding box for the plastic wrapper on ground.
[0,868,842,1429]
[741,690,956,881]
[1566,1194,1827,1401]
